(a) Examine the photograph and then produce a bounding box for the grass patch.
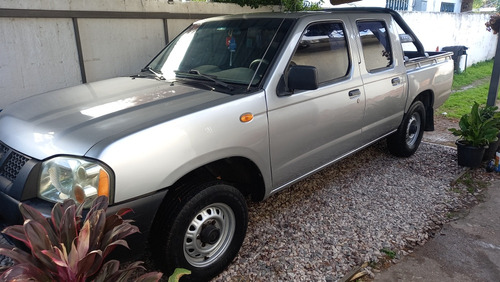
[438,83,490,119]
[451,170,488,195]
[438,59,495,119]
[452,60,493,90]
[380,248,397,259]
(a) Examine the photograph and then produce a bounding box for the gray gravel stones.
[214,141,475,281]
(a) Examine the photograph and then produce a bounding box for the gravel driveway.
[213,141,477,281]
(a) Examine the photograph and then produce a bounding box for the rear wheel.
[387,101,426,157]
[151,182,248,281]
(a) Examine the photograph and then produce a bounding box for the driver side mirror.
[287,65,318,92]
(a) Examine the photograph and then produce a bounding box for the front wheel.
[151,182,248,281]
[387,101,426,157]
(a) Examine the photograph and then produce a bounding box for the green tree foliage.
[282,0,324,11]
[212,0,279,9]
[473,0,500,11]
[212,0,324,11]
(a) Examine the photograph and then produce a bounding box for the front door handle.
[391,77,401,86]
[348,89,361,98]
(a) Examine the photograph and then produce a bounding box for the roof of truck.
[196,7,398,23]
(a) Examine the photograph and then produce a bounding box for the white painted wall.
[327,0,463,12]
[400,11,497,65]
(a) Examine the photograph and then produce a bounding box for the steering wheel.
[249,59,269,71]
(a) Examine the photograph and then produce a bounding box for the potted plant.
[480,104,500,160]
[449,102,500,168]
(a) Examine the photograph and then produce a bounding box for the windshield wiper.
[186,69,234,91]
[140,66,166,80]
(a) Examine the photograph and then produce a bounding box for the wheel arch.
[156,156,267,210]
[177,157,266,201]
[411,90,435,131]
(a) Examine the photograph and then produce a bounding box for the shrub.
[449,102,500,147]
[0,196,165,281]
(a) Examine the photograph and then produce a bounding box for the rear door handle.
[391,77,401,86]
[348,89,361,98]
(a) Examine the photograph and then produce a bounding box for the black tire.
[151,182,248,281]
[387,100,426,157]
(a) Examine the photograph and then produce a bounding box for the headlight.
[39,157,112,207]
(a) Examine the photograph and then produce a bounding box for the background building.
[326,0,467,12]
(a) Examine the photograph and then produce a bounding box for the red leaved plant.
[0,196,163,281]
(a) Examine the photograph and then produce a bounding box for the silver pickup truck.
[0,8,452,280]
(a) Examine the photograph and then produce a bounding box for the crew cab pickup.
[0,8,453,280]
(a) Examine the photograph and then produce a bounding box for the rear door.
[350,14,408,143]
[266,17,366,190]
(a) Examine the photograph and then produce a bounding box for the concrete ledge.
[0,0,280,14]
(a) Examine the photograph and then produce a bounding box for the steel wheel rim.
[405,113,421,147]
[183,203,235,267]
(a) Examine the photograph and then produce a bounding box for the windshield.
[147,18,291,89]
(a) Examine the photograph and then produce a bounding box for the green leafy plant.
[479,104,500,129]
[449,102,500,147]
[0,196,166,281]
[168,268,192,282]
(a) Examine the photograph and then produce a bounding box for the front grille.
[1,152,29,182]
[0,143,30,182]
[0,143,8,160]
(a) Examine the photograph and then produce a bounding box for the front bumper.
[0,189,168,233]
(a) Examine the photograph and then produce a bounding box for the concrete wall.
[0,17,82,103]
[400,11,497,66]
[0,0,278,107]
[0,0,497,107]
[78,18,166,82]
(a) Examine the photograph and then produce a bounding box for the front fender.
[86,92,271,203]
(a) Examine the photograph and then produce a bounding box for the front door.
[267,20,366,190]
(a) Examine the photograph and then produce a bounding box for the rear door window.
[357,21,393,72]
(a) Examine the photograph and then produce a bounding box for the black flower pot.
[483,138,500,161]
[456,141,486,168]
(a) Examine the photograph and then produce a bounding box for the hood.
[0,77,230,160]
